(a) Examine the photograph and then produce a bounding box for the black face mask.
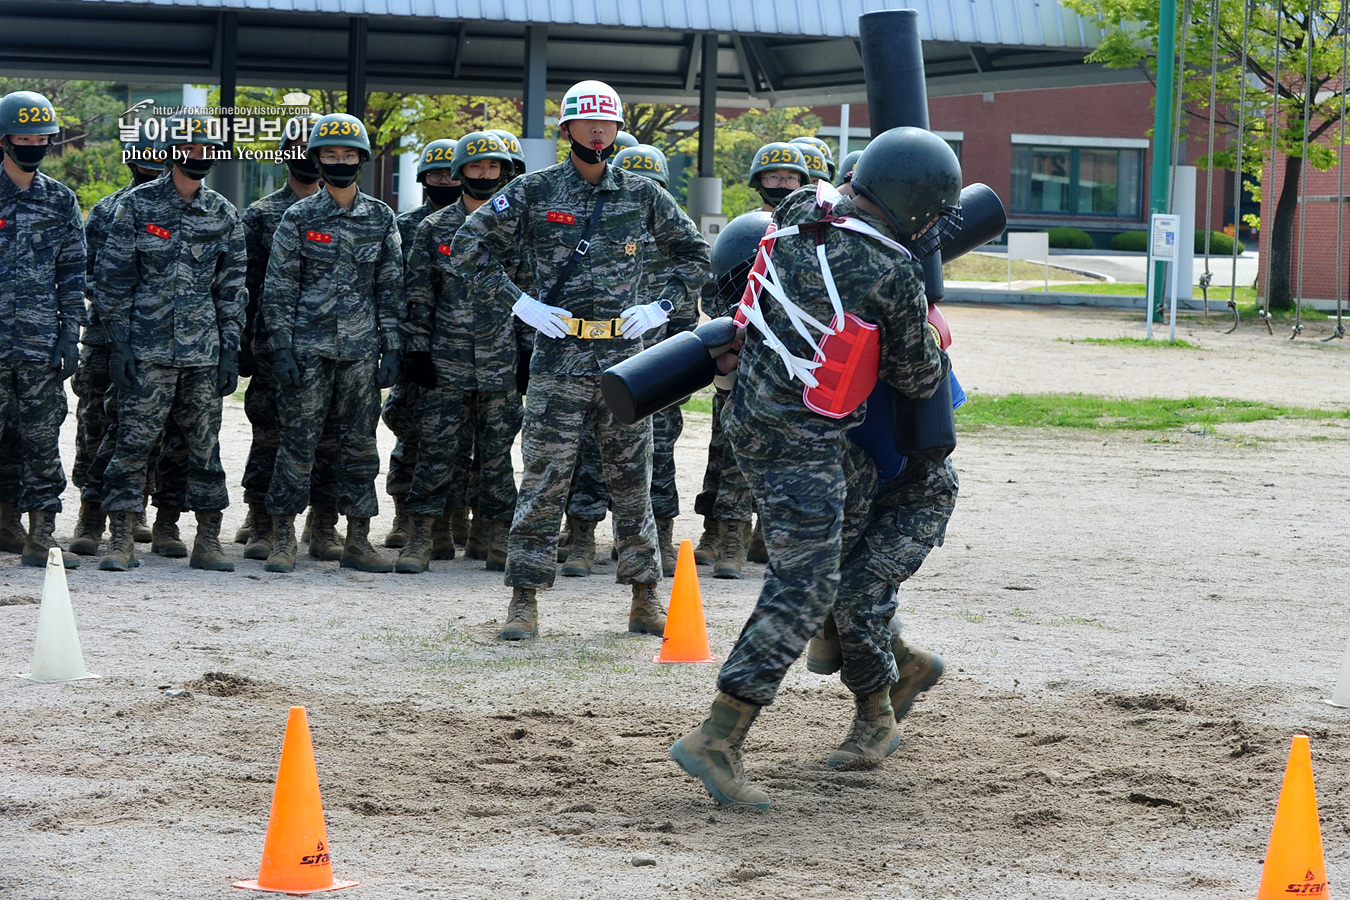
[5,142,49,173]
[569,138,616,166]
[424,183,462,207]
[287,158,321,185]
[756,185,794,207]
[175,158,214,181]
[130,166,160,187]
[318,162,362,189]
[462,177,501,201]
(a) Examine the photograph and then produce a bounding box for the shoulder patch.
[492,195,511,213]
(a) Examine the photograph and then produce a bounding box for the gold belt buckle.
[562,317,626,339]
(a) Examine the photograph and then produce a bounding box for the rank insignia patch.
[546,211,576,225]
[145,223,171,239]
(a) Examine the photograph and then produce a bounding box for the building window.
[391,171,400,196]
[1010,143,1143,218]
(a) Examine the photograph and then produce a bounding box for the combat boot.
[307,503,344,561]
[669,693,770,812]
[628,582,668,636]
[499,587,538,640]
[243,504,275,560]
[21,511,79,569]
[189,510,235,571]
[234,504,257,544]
[891,638,945,723]
[746,516,768,564]
[693,515,720,566]
[0,501,25,553]
[98,511,137,571]
[264,515,298,573]
[300,507,315,544]
[431,514,456,560]
[827,690,901,768]
[131,497,152,544]
[449,506,470,548]
[465,507,489,560]
[68,501,105,556]
[656,517,678,576]
[556,519,572,563]
[382,495,410,548]
[394,515,435,574]
[341,517,393,573]
[805,615,842,675]
[485,519,509,572]
[712,519,750,580]
[561,517,596,577]
[151,507,189,558]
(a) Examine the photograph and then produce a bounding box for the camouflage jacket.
[643,204,700,342]
[396,201,436,264]
[82,183,136,347]
[0,168,86,362]
[261,188,405,361]
[96,175,246,367]
[724,191,948,442]
[450,160,709,376]
[242,182,302,345]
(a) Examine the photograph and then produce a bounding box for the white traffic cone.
[17,548,98,683]
[1325,633,1350,708]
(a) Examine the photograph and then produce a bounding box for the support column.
[686,33,723,224]
[520,26,554,172]
[347,17,368,119]
[838,103,850,158]
[1148,0,1178,320]
[214,12,243,207]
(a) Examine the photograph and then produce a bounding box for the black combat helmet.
[849,126,962,258]
[836,149,863,185]
[710,210,773,312]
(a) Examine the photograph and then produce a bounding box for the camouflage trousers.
[0,404,20,502]
[268,355,380,518]
[0,359,68,512]
[566,403,683,521]
[83,383,189,509]
[407,387,521,521]
[242,349,340,507]
[381,382,422,498]
[506,369,658,589]
[693,388,753,523]
[72,344,112,490]
[101,364,227,513]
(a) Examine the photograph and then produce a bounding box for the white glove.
[512,293,572,339]
[619,301,671,339]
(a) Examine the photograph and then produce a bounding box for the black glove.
[217,348,239,397]
[238,341,257,378]
[403,350,436,389]
[50,331,79,381]
[272,347,301,388]
[515,346,531,395]
[376,348,400,390]
[108,339,138,391]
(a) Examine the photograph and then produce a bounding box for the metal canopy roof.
[1,0,1141,104]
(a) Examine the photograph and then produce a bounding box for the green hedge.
[1046,227,1095,249]
[1106,229,1246,255]
[1109,231,1148,252]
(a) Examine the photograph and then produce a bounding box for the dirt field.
[3,305,1349,899]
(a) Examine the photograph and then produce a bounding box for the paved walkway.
[971,249,1261,287]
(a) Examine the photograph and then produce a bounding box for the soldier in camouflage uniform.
[259,112,404,574]
[671,127,959,811]
[238,113,346,562]
[0,90,86,568]
[94,114,245,572]
[790,135,837,183]
[451,80,709,640]
[395,130,523,574]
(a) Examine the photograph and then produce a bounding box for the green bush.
[1109,231,1148,252]
[1195,230,1245,256]
[1046,227,1095,249]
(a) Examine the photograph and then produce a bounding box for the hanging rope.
[1291,0,1316,340]
[1260,5,1282,335]
[1163,0,1194,326]
[1199,0,1222,318]
[1324,0,1348,342]
[1226,0,1255,334]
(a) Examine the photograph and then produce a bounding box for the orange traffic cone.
[1256,735,1329,899]
[655,539,715,663]
[235,707,357,895]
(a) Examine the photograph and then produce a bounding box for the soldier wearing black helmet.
[0,90,87,568]
[793,141,832,187]
[835,149,863,186]
[747,141,809,211]
[790,135,837,182]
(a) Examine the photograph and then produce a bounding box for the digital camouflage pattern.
[80,388,188,508]
[95,175,246,365]
[0,362,68,511]
[716,191,949,706]
[692,388,753,524]
[406,388,520,521]
[82,184,132,348]
[242,183,300,343]
[396,201,436,261]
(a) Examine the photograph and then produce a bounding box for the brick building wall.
[1259,144,1350,305]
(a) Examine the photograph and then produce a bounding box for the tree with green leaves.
[1066,0,1349,309]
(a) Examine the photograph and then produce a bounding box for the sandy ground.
[3,306,1350,899]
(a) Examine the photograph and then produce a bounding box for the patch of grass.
[957,393,1350,432]
[944,253,1085,283]
[955,609,986,624]
[1055,336,1204,350]
[681,392,714,415]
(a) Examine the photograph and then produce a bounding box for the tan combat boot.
[22,510,79,569]
[805,615,842,675]
[746,516,768,564]
[234,503,257,544]
[131,497,152,544]
[68,501,106,556]
[826,690,901,769]
[151,507,189,558]
[189,510,235,571]
[465,507,489,560]
[382,495,410,548]
[891,638,945,723]
[656,517,677,577]
[341,517,393,573]
[307,503,344,561]
[485,519,508,572]
[712,519,750,580]
[449,506,470,548]
[670,693,770,812]
[628,582,667,636]
[264,515,298,573]
[394,515,435,574]
[431,514,456,560]
[499,587,538,640]
[561,517,596,577]
[693,515,720,566]
[556,519,572,563]
[0,501,26,553]
[300,507,314,543]
[243,503,274,560]
[98,511,137,571]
